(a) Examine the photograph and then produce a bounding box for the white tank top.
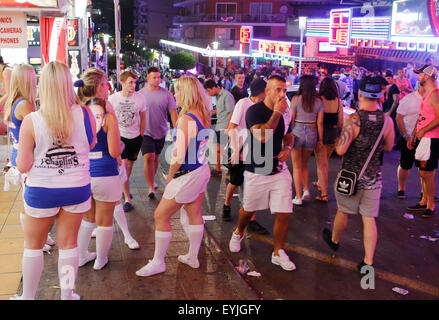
[26,104,91,188]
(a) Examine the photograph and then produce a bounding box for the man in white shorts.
[228,75,296,271]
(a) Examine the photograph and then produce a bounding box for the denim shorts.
[292,123,318,150]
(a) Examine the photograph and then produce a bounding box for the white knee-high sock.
[180,207,190,238]
[58,248,79,300]
[113,203,133,240]
[19,213,25,230]
[152,231,172,265]
[95,226,113,262]
[77,220,96,258]
[21,248,44,300]
[188,224,204,258]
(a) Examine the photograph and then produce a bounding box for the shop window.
[216,3,237,21]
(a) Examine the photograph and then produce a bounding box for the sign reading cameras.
[0,12,28,48]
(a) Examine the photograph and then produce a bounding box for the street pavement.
[23,141,439,300]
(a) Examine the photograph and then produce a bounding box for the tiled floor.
[0,175,24,299]
[0,140,24,300]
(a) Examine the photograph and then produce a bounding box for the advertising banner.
[67,19,79,47]
[41,17,66,66]
[0,0,58,8]
[68,49,81,80]
[0,11,28,48]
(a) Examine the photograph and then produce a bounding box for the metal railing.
[173,13,287,24]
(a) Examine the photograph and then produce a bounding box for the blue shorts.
[292,123,318,150]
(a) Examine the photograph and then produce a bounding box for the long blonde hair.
[174,76,211,128]
[77,67,106,103]
[4,64,37,122]
[39,61,78,144]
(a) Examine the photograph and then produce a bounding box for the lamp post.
[298,16,307,78]
[114,0,121,90]
[212,41,219,76]
[103,34,110,78]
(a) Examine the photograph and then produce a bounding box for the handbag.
[335,116,388,196]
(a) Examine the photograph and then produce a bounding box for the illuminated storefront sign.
[27,25,40,46]
[239,26,252,55]
[256,39,294,57]
[329,9,352,48]
[67,19,79,47]
[68,49,81,81]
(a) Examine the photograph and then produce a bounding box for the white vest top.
[26,104,91,188]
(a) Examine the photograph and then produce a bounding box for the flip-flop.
[316,194,328,203]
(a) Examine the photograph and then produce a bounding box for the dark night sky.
[91,0,134,37]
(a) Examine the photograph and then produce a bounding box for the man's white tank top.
[24,105,93,208]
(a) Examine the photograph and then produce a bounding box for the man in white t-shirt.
[108,70,147,211]
[395,86,425,198]
[222,78,268,234]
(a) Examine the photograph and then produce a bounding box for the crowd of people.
[0,54,438,300]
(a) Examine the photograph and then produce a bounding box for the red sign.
[41,17,66,66]
[350,39,391,49]
[67,19,79,47]
[240,26,252,44]
[329,9,351,48]
[429,0,439,36]
[257,40,293,56]
[0,0,58,7]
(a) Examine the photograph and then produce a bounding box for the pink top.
[417,88,439,138]
[395,77,411,99]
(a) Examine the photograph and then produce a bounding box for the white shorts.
[163,164,210,204]
[91,175,122,202]
[24,197,91,218]
[243,169,293,214]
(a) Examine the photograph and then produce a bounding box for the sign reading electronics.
[329,9,352,48]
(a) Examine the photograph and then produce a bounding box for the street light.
[298,16,307,78]
[212,41,219,76]
[103,34,110,78]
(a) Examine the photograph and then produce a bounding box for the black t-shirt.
[384,84,400,115]
[231,85,249,103]
[245,101,292,175]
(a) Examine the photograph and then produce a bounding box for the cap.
[414,65,438,78]
[359,76,383,99]
[250,78,267,97]
[384,70,393,78]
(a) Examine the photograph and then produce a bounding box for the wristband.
[285,145,292,151]
[403,133,409,138]
[273,110,283,115]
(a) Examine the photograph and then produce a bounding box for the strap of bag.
[358,115,388,181]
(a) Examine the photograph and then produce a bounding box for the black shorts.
[229,162,245,186]
[121,135,143,161]
[141,135,166,155]
[399,137,416,170]
[415,138,439,171]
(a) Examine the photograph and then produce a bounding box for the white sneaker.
[43,244,51,252]
[135,260,166,277]
[91,227,97,238]
[46,234,56,246]
[229,230,244,253]
[178,254,200,269]
[93,256,108,270]
[9,295,24,300]
[79,251,96,267]
[124,237,140,250]
[302,190,311,200]
[292,198,303,206]
[271,249,296,271]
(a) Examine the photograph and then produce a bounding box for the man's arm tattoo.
[336,113,360,148]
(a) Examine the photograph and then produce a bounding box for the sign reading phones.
[329,9,351,48]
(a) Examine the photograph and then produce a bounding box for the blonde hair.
[4,64,37,122]
[77,67,106,103]
[0,63,9,81]
[39,61,78,144]
[174,76,211,128]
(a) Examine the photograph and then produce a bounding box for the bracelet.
[285,145,292,151]
[273,110,283,115]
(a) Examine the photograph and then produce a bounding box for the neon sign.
[329,9,352,48]
[257,40,293,57]
[350,38,439,52]
[239,26,252,55]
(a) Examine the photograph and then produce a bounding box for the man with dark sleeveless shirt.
[322,76,395,272]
